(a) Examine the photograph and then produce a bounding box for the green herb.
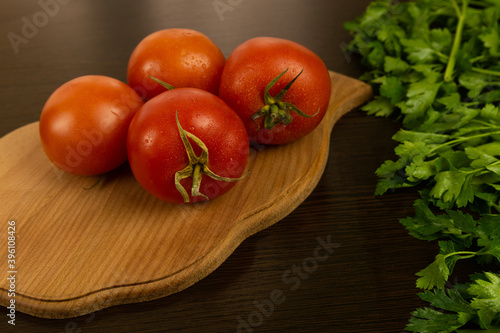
[400,201,500,289]
[408,274,500,332]
[344,0,500,331]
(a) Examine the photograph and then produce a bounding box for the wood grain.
[0,71,372,319]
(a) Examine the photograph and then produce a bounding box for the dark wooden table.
[0,1,469,332]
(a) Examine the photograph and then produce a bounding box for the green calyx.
[251,68,318,130]
[174,111,246,203]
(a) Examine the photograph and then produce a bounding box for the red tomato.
[127,28,226,100]
[39,75,144,176]
[127,88,249,204]
[218,37,332,145]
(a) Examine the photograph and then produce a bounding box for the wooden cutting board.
[0,71,372,319]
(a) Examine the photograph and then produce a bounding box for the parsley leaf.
[406,280,500,333]
[379,76,406,104]
[361,96,395,117]
[344,0,500,331]
[407,306,470,333]
[468,272,500,329]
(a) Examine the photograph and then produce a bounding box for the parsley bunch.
[402,202,500,331]
[344,0,500,331]
[345,0,500,213]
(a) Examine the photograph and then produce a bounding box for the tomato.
[218,37,332,145]
[39,75,144,176]
[127,28,226,100]
[127,88,249,204]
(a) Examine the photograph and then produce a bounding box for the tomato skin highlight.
[127,28,226,100]
[219,37,332,145]
[127,88,249,204]
[39,75,144,176]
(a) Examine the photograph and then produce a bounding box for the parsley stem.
[444,251,476,260]
[462,160,500,176]
[470,55,485,63]
[429,130,500,156]
[436,51,450,62]
[462,125,500,133]
[450,0,461,17]
[444,0,468,82]
[469,54,500,64]
[471,67,500,77]
[471,119,500,128]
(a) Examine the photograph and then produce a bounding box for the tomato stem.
[191,164,208,200]
[149,76,176,91]
[174,111,248,203]
[251,68,319,130]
